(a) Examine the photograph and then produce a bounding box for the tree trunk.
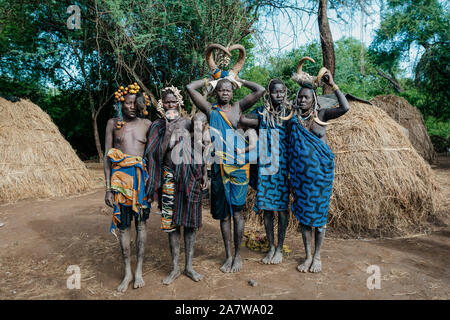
[318,0,335,94]
[92,110,103,163]
[87,87,102,163]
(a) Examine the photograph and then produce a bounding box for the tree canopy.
[369,0,449,120]
[1,0,448,159]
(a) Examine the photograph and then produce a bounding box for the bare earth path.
[0,158,449,300]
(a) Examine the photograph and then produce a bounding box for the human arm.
[166,119,192,155]
[237,79,265,112]
[237,128,257,154]
[247,129,258,152]
[161,120,174,155]
[319,71,350,122]
[186,79,213,118]
[239,113,259,128]
[201,164,208,189]
[103,119,115,208]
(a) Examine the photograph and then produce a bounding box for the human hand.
[169,129,180,149]
[323,70,335,86]
[201,175,209,190]
[226,72,243,88]
[234,74,245,85]
[105,190,115,208]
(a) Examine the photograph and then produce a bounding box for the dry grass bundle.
[370,95,435,163]
[244,100,440,238]
[0,97,94,203]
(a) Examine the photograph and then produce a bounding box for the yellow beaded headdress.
[113,82,151,128]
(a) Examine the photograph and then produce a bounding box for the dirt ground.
[0,157,449,300]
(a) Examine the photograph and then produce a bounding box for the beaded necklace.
[217,103,231,112]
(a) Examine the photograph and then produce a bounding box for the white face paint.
[165,109,180,121]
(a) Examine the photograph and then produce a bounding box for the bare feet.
[133,274,145,289]
[184,268,204,282]
[220,257,233,273]
[262,246,275,264]
[163,268,181,285]
[297,258,312,273]
[270,248,283,264]
[117,272,133,292]
[230,255,242,273]
[309,258,322,273]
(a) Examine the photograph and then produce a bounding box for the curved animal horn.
[315,67,329,86]
[296,57,316,75]
[228,44,246,76]
[204,44,231,73]
[280,109,294,121]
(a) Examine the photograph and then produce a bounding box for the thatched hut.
[244,100,440,238]
[370,95,435,163]
[0,97,94,203]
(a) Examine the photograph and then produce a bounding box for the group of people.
[103,55,350,293]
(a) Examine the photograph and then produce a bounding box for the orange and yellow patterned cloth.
[108,148,149,235]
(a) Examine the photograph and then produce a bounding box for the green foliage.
[0,0,258,158]
[425,116,450,138]
[426,116,450,153]
[369,0,450,121]
[370,0,448,69]
[0,76,45,102]
[413,41,450,120]
[98,0,255,93]
[240,38,395,102]
[334,38,396,99]
[1,0,447,158]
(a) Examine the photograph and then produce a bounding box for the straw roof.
[244,100,440,238]
[0,97,94,203]
[370,95,435,163]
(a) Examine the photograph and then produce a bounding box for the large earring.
[115,102,124,128]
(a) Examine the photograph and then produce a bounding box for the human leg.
[297,223,313,272]
[134,220,146,289]
[310,227,326,273]
[230,210,245,272]
[184,227,203,281]
[163,227,181,285]
[271,210,289,264]
[219,216,233,273]
[262,210,275,264]
[117,227,133,292]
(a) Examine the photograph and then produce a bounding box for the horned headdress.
[280,57,329,125]
[204,43,246,92]
[291,57,329,90]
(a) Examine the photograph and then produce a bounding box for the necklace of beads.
[299,108,313,128]
[218,103,231,112]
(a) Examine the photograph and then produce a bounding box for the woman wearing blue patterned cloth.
[186,44,265,273]
[287,57,350,273]
[249,78,291,265]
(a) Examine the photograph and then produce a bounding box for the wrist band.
[332,83,339,92]
[106,187,112,192]
[204,78,208,88]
